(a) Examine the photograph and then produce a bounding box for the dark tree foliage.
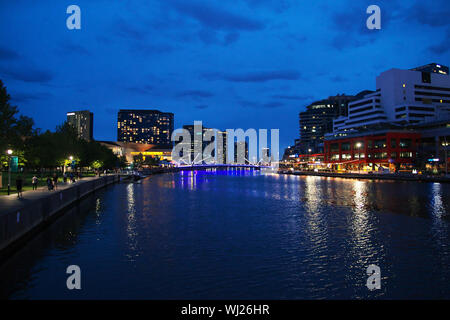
[0,80,35,167]
[1,79,120,171]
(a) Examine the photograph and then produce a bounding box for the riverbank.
[0,175,122,260]
[279,170,450,183]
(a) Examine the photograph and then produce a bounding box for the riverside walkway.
[0,176,103,216]
[0,175,121,257]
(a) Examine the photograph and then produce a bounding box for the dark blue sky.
[1,0,449,149]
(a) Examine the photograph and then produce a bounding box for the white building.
[333,63,450,133]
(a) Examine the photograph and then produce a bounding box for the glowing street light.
[355,143,362,173]
[64,156,74,174]
[6,149,13,195]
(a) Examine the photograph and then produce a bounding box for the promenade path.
[0,176,108,216]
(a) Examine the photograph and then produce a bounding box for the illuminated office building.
[117,109,174,147]
[67,110,94,141]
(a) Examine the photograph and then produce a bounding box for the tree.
[133,153,144,168]
[0,80,35,169]
[0,79,122,172]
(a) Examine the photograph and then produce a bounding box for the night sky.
[1,0,449,150]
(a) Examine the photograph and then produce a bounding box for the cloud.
[58,43,90,56]
[198,28,219,45]
[133,42,175,54]
[197,29,241,46]
[428,29,450,54]
[327,4,385,50]
[224,32,240,45]
[240,100,285,108]
[330,75,348,82]
[127,85,153,94]
[177,90,214,99]
[114,18,146,40]
[168,0,265,31]
[405,2,450,27]
[0,47,20,60]
[203,70,301,82]
[0,64,54,83]
[241,0,290,13]
[10,92,52,103]
[271,94,312,101]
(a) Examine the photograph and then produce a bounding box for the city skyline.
[1,0,450,150]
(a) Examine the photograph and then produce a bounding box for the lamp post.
[356,143,362,173]
[7,149,13,195]
[64,156,73,174]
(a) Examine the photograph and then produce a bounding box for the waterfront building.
[67,110,93,141]
[324,130,421,172]
[117,109,174,147]
[99,141,172,164]
[333,63,450,133]
[298,93,367,154]
[410,119,450,173]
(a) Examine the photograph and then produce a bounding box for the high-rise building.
[298,94,364,154]
[117,109,174,147]
[234,141,249,164]
[410,63,449,75]
[67,110,94,141]
[333,63,450,133]
[181,123,215,164]
[216,130,228,164]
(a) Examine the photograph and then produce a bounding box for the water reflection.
[0,173,449,299]
[126,183,139,261]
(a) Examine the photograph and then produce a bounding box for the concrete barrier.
[0,175,120,257]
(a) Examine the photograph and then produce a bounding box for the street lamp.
[6,149,13,195]
[355,143,362,173]
[64,156,74,174]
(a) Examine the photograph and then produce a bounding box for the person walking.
[52,174,58,190]
[16,176,23,198]
[46,177,53,191]
[31,175,38,190]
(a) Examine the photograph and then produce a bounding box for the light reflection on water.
[0,171,449,299]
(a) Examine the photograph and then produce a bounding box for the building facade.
[99,141,172,164]
[117,109,174,147]
[298,93,367,154]
[333,63,450,133]
[324,130,421,172]
[67,110,94,141]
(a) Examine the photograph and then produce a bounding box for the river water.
[1,169,449,299]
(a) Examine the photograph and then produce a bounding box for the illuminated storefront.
[324,131,420,173]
